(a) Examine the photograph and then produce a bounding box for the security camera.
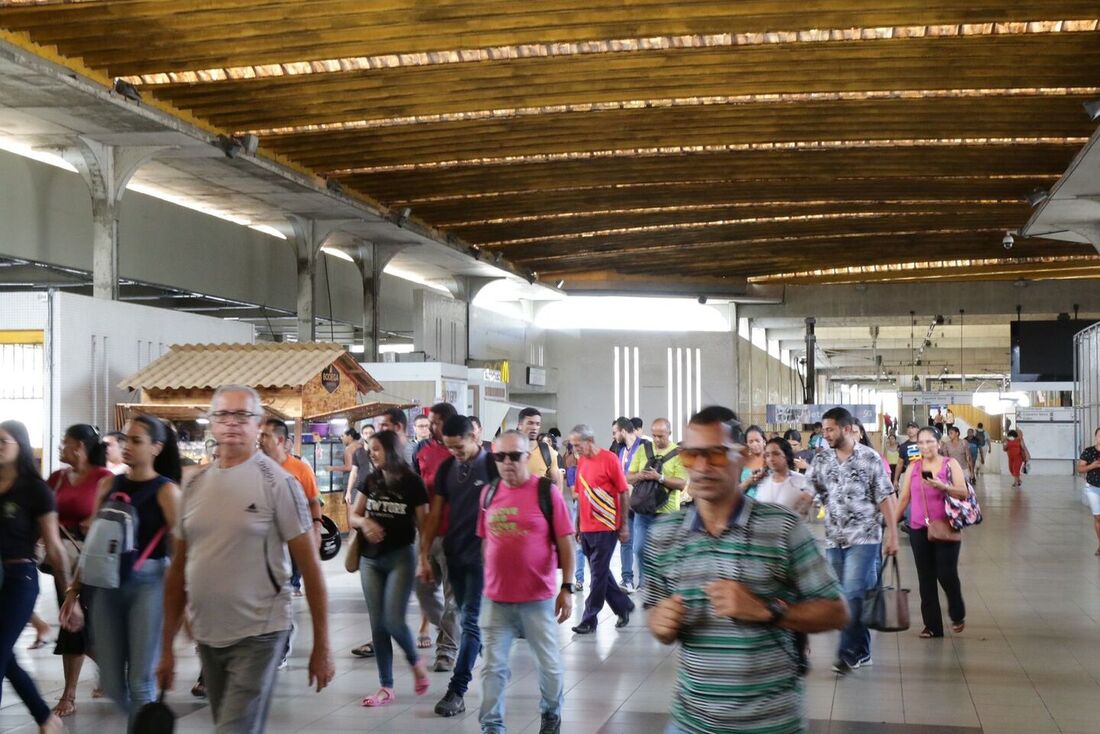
[697,295,708,304]
[1002,232,1014,250]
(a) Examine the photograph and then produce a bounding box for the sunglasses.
[492,451,529,463]
[679,445,741,468]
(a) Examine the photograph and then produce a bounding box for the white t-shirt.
[179,451,310,647]
[754,472,811,511]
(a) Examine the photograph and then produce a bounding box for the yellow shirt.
[628,443,688,513]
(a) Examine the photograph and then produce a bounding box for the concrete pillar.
[354,242,407,361]
[804,317,817,404]
[729,303,740,416]
[288,217,354,342]
[58,138,164,299]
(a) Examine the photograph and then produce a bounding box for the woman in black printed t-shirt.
[349,429,431,707]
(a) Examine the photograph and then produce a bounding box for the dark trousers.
[580,531,633,626]
[446,561,484,697]
[909,528,966,636]
[0,563,51,725]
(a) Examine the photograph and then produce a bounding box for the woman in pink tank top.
[894,427,970,639]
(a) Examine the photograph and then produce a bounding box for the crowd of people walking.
[3,389,1096,734]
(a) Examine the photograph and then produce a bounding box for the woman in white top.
[754,437,813,516]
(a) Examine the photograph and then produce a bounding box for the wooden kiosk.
[118,342,411,530]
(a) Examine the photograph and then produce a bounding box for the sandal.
[28,637,51,650]
[413,662,430,696]
[351,642,375,658]
[919,627,943,639]
[951,621,965,634]
[51,695,76,718]
[361,687,395,707]
[416,635,432,649]
[91,687,105,699]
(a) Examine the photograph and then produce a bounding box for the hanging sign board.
[898,391,973,406]
[320,365,341,393]
[1016,407,1074,422]
[766,404,877,424]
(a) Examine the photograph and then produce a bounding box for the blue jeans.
[619,509,635,584]
[446,561,484,696]
[0,563,51,725]
[359,545,419,688]
[826,543,880,664]
[479,598,564,733]
[90,557,168,730]
[632,512,658,585]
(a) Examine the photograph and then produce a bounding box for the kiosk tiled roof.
[119,342,382,394]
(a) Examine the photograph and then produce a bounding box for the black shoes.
[432,657,454,672]
[615,603,635,629]
[539,713,562,734]
[571,621,596,635]
[434,690,465,717]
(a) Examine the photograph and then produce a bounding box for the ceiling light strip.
[480,210,986,247]
[393,174,1060,205]
[122,20,1100,87]
[750,254,1096,282]
[330,137,1088,175]
[244,86,1100,136]
[444,198,1022,227]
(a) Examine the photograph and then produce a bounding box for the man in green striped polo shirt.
[643,406,848,734]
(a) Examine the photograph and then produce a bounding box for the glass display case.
[301,437,349,495]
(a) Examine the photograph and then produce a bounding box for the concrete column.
[354,242,407,361]
[729,303,740,415]
[58,138,165,299]
[288,217,354,342]
[804,317,817,404]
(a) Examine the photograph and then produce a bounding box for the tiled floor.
[4,470,1099,733]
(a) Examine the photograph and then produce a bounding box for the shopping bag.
[860,555,910,632]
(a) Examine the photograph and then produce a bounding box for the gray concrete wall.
[0,149,415,331]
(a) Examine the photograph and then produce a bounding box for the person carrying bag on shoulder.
[893,427,969,640]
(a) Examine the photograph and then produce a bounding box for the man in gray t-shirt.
[156,386,335,732]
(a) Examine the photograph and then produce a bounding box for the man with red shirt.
[478,430,574,734]
[569,423,633,634]
[413,402,460,671]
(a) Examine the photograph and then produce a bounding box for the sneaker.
[571,621,596,635]
[434,690,465,717]
[853,654,872,668]
[432,658,454,673]
[539,713,561,734]
[832,659,853,675]
[620,580,635,594]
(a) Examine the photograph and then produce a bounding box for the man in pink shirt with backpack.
[477,430,576,734]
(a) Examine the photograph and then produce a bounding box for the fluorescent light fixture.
[382,264,451,293]
[319,245,355,262]
[0,136,78,172]
[249,224,287,240]
[125,181,252,225]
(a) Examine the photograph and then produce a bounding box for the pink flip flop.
[361,688,395,707]
[413,663,430,696]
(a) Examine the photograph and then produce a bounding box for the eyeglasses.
[678,445,741,469]
[209,411,259,424]
[492,451,528,463]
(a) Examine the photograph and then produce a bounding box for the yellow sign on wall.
[0,330,44,344]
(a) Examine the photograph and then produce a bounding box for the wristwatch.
[561,582,575,593]
[658,474,666,484]
[765,598,789,625]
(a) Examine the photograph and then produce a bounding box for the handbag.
[38,474,84,576]
[943,464,982,530]
[133,691,175,733]
[344,529,361,573]
[860,555,910,632]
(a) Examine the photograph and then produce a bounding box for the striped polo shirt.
[642,496,842,734]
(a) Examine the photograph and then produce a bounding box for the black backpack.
[482,476,560,566]
[629,443,681,516]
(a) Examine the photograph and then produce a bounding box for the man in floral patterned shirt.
[808,406,898,675]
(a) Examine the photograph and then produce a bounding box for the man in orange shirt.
[260,420,323,582]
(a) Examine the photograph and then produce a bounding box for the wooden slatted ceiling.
[145,34,1100,131]
[1,1,1097,286]
[4,1,1100,76]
